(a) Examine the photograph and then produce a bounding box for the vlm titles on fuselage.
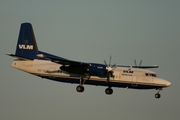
[7,23,171,99]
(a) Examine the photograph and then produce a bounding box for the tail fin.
[15,23,38,59]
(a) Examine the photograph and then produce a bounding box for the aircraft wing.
[118,65,159,69]
[37,54,90,67]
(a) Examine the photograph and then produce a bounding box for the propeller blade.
[134,60,137,67]
[103,56,117,83]
[139,60,142,67]
[104,60,107,66]
[112,66,117,71]
[111,63,116,68]
[109,56,111,67]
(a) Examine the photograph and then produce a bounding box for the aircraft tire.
[105,88,113,95]
[76,85,84,92]
[155,93,161,99]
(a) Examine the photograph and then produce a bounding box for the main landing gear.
[76,74,114,95]
[76,85,84,92]
[105,87,113,95]
[76,75,89,93]
[155,88,162,99]
[105,76,113,95]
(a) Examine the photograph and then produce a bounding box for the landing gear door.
[132,76,137,86]
[48,67,55,79]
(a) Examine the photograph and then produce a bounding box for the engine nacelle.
[60,64,107,77]
[60,65,87,74]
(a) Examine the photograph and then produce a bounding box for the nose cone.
[156,78,171,87]
[166,81,171,87]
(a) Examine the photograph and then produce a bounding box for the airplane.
[6,23,171,99]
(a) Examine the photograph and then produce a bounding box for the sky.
[0,0,180,120]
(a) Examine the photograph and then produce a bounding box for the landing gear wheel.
[155,93,161,99]
[105,88,113,95]
[76,85,84,92]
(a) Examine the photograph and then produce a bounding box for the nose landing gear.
[155,88,162,99]
[155,93,161,98]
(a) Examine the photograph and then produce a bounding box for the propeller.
[104,56,117,82]
[134,59,142,68]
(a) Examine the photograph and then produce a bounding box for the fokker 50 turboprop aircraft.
[7,23,171,99]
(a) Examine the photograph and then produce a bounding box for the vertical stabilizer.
[15,23,38,59]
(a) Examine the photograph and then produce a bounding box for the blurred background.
[0,1,179,120]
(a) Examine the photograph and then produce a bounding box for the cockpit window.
[145,73,157,77]
[151,74,157,77]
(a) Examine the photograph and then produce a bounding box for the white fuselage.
[11,59,171,89]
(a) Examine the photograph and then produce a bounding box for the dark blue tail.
[15,23,38,59]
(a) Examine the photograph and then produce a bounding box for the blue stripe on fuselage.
[35,75,163,90]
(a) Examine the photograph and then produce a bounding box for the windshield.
[145,73,157,77]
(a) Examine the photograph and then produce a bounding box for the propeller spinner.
[104,56,117,82]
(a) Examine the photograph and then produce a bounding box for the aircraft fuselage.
[11,59,171,90]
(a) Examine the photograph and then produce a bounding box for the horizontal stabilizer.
[6,53,33,60]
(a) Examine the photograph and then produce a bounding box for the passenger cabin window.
[145,73,157,77]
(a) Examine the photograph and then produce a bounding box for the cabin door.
[132,76,137,86]
[48,67,55,79]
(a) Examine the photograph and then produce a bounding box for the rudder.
[15,23,38,59]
